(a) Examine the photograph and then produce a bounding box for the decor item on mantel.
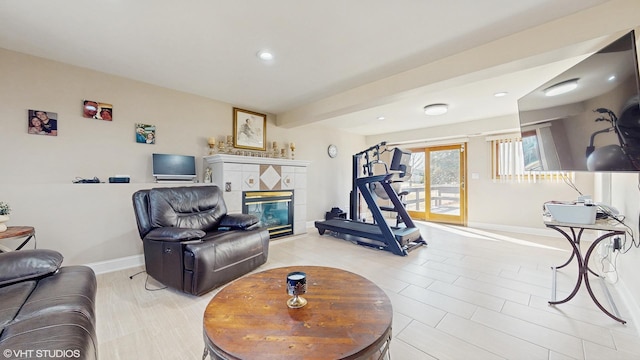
[209,135,294,158]
[0,202,11,232]
[226,135,233,153]
[233,107,266,151]
[207,137,217,155]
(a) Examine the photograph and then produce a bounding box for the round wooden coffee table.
[203,266,392,360]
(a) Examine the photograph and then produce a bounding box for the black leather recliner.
[0,249,97,359]
[132,185,270,296]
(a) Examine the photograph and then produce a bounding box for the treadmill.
[314,143,426,256]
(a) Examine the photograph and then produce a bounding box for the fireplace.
[243,190,294,238]
[204,154,310,235]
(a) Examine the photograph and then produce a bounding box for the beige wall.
[0,48,365,265]
[465,136,594,230]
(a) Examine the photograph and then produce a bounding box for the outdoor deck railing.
[401,184,460,211]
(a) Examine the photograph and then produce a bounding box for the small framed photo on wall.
[135,123,156,144]
[28,109,58,136]
[83,99,113,121]
[233,107,266,151]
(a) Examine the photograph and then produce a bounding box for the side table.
[0,226,36,253]
[545,219,626,324]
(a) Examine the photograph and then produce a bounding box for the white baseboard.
[611,269,640,326]
[85,254,144,275]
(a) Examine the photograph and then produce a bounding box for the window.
[521,130,543,171]
[490,135,572,182]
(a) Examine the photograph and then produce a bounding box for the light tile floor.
[96,222,640,359]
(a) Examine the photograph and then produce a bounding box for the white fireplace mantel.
[203,154,311,235]
[204,154,311,167]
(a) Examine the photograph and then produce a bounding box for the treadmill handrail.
[355,173,393,184]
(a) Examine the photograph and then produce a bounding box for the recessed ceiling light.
[494,92,508,97]
[377,116,385,121]
[544,78,579,97]
[256,50,274,61]
[608,75,616,81]
[423,103,448,116]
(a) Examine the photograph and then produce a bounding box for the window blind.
[489,136,573,183]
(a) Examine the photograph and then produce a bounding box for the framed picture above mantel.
[233,107,266,151]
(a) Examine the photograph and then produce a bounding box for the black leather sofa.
[0,249,97,359]
[132,185,270,296]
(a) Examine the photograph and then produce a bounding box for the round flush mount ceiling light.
[423,103,448,116]
[544,78,579,97]
[257,50,274,61]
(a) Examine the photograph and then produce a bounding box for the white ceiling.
[0,0,616,136]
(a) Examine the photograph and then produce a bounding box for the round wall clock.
[327,144,338,158]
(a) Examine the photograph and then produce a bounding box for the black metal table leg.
[16,233,35,250]
[546,221,626,323]
[584,234,627,324]
[548,225,584,305]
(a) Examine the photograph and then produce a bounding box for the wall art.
[233,107,266,151]
[28,109,58,136]
[135,123,156,144]
[83,99,113,121]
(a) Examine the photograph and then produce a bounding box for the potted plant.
[0,202,10,232]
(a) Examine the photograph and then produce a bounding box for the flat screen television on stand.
[152,153,197,182]
[517,30,640,172]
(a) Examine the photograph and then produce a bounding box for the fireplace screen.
[243,191,294,238]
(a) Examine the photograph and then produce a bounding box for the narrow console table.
[0,226,36,252]
[544,219,626,324]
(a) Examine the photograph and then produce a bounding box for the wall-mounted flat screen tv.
[152,153,196,181]
[518,30,640,172]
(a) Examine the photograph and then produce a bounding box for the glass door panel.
[427,145,466,225]
[402,152,426,219]
[403,144,466,225]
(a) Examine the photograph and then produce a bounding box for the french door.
[402,144,467,225]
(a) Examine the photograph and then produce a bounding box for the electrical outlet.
[613,237,622,251]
